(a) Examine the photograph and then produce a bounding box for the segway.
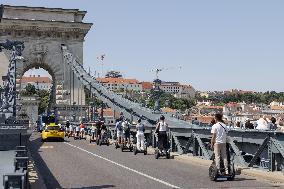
[89,130,97,143]
[114,141,120,149]
[155,134,170,159]
[79,133,87,140]
[133,141,147,155]
[97,130,110,146]
[120,133,133,152]
[120,141,133,152]
[74,131,80,140]
[209,144,237,181]
[155,148,170,159]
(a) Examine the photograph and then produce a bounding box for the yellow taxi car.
[41,124,64,142]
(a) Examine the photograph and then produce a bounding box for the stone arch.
[18,62,58,104]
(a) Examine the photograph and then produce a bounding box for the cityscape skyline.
[4,0,284,92]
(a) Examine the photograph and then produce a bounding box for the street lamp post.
[153,79,162,112]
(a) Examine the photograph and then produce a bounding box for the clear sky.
[2,0,284,92]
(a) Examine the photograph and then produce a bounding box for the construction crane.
[150,66,182,80]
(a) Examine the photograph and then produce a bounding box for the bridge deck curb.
[172,152,284,184]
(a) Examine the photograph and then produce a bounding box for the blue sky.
[2,0,284,92]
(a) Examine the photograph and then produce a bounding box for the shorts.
[69,127,73,132]
[117,130,122,138]
[124,131,130,138]
[97,129,101,136]
[80,128,85,132]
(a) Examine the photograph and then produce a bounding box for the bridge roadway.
[28,133,282,189]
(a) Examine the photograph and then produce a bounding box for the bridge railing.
[70,121,284,172]
[64,47,284,172]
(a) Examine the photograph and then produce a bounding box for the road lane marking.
[64,142,181,189]
[40,145,54,149]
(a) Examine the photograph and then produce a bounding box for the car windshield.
[46,126,60,131]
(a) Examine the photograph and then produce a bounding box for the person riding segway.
[74,124,80,140]
[65,120,70,137]
[209,113,236,181]
[89,123,96,143]
[133,119,147,155]
[121,119,133,152]
[95,121,102,145]
[97,121,110,146]
[154,115,170,159]
[79,122,86,140]
[115,118,123,149]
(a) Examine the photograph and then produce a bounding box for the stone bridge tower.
[0,4,92,107]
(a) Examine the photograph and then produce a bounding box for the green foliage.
[143,90,196,111]
[22,83,36,96]
[199,91,284,105]
[38,95,49,114]
[20,85,50,114]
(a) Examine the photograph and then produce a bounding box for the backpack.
[123,122,130,132]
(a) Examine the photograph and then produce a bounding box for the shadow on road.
[233,178,256,182]
[69,185,115,189]
[28,134,61,189]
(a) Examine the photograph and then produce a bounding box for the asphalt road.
[28,133,284,189]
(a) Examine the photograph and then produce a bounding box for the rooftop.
[21,76,52,84]
[96,77,140,85]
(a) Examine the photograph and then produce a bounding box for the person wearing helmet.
[136,119,145,151]
[155,115,169,153]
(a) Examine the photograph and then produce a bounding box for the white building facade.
[21,75,52,90]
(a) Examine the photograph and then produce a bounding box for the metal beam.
[171,132,184,154]
[194,133,211,160]
[248,137,269,167]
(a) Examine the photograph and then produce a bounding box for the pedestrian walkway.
[0,151,15,189]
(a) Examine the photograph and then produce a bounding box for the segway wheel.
[155,150,160,159]
[134,147,137,155]
[121,145,124,152]
[96,139,99,145]
[227,165,236,181]
[107,141,110,146]
[144,149,147,155]
[209,163,218,181]
[129,146,133,152]
[166,152,170,159]
[99,140,102,146]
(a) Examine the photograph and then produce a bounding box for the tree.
[24,83,36,96]
[38,96,49,114]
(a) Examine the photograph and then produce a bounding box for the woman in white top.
[155,115,169,152]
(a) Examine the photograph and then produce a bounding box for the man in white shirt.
[256,117,269,130]
[210,113,229,175]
